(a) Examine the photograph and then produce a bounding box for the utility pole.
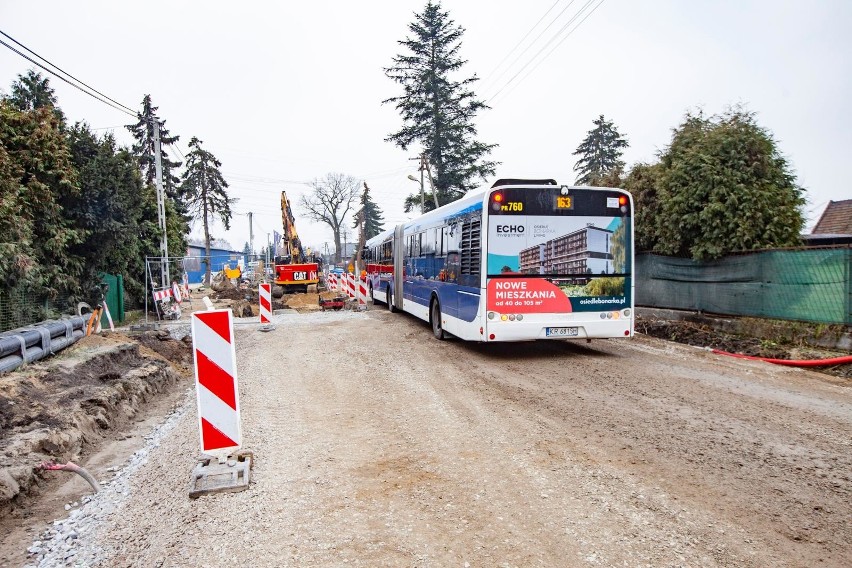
[355,182,369,275]
[409,152,438,212]
[248,212,254,256]
[152,120,169,288]
[423,153,439,209]
[420,153,426,213]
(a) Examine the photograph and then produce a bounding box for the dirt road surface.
[9,309,852,567]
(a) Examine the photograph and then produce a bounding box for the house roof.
[812,199,852,235]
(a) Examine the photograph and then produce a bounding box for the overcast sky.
[2,0,850,256]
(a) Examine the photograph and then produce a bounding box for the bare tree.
[299,173,360,264]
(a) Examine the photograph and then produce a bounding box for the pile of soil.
[636,314,852,378]
[0,332,191,513]
[209,285,251,302]
[285,292,322,311]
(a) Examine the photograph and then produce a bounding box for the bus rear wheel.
[431,299,444,340]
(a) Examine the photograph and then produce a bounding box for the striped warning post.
[358,276,367,308]
[328,273,338,291]
[191,309,241,455]
[259,283,272,323]
[347,273,356,298]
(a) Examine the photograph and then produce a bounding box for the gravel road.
[21,309,852,567]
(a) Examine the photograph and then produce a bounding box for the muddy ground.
[636,313,852,378]
[0,299,848,566]
[8,309,847,568]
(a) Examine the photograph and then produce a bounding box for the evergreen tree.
[573,115,628,186]
[652,108,804,260]
[622,162,664,252]
[354,183,385,240]
[384,1,497,212]
[8,70,65,124]
[179,137,233,285]
[0,101,82,303]
[127,95,182,195]
[65,123,158,305]
[127,94,189,279]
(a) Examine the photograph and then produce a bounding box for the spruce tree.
[354,183,385,240]
[127,94,188,275]
[127,94,182,197]
[573,115,628,186]
[179,137,233,285]
[384,1,497,212]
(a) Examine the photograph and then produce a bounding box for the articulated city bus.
[365,179,634,342]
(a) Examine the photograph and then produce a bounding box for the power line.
[0,29,137,118]
[479,0,575,95]
[486,0,605,105]
[496,0,607,104]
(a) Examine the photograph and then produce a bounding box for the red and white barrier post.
[347,273,356,298]
[191,309,241,456]
[258,283,272,324]
[358,276,367,309]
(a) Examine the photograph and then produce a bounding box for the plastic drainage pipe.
[0,317,86,358]
[0,317,87,373]
[712,349,852,367]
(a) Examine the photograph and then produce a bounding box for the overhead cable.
[0,29,137,118]
[479,0,576,95]
[485,0,605,105]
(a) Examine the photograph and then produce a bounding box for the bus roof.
[491,178,557,187]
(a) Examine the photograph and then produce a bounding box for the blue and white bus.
[364,179,634,342]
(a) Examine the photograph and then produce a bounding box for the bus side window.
[423,227,436,255]
[445,222,460,253]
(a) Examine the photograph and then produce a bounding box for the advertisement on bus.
[486,191,631,314]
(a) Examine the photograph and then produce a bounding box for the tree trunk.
[333,227,341,264]
[202,186,211,286]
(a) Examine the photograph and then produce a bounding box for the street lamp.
[408,174,424,213]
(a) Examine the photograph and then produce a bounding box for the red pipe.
[712,349,852,367]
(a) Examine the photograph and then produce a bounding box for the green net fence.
[636,247,852,325]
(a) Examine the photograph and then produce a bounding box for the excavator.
[273,191,320,296]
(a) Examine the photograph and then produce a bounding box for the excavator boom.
[274,190,320,291]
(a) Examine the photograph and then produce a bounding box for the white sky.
[1,0,850,255]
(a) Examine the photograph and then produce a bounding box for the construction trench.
[0,286,356,519]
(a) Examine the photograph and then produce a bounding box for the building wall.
[185,246,247,284]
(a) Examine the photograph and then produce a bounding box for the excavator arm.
[280,191,306,264]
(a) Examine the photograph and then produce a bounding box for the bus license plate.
[546,327,578,337]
